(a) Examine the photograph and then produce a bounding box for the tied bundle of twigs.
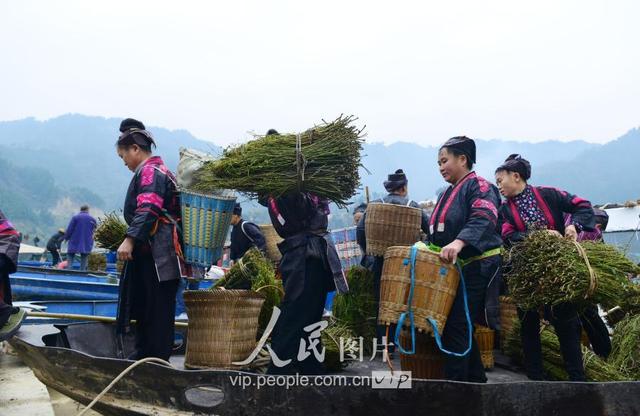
[504,320,628,381]
[94,212,128,252]
[323,318,360,372]
[193,115,365,207]
[505,231,639,310]
[212,249,282,335]
[333,266,377,353]
[610,314,640,379]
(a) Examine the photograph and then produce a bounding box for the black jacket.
[46,232,65,251]
[230,219,266,260]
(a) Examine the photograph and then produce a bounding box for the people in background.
[229,203,266,265]
[46,228,66,266]
[64,205,97,270]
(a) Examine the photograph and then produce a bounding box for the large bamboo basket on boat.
[184,289,265,369]
[180,190,236,268]
[398,328,445,379]
[499,296,518,351]
[474,325,495,369]
[259,224,283,263]
[379,246,459,335]
[364,203,422,256]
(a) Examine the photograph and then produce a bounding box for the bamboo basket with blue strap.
[180,190,236,268]
[379,245,459,335]
[364,202,422,256]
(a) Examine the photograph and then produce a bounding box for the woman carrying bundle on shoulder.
[259,130,348,375]
[495,154,595,381]
[429,136,503,382]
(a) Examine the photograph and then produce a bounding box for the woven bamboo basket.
[180,190,236,268]
[184,289,265,369]
[499,296,518,351]
[398,328,445,379]
[379,246,459,335]
[474,325,495,369]
[259,224,283,264]
[364,203,422,256]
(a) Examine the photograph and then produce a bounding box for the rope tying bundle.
[572,240,597,298]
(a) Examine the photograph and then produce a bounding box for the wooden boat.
[9,322,640,416]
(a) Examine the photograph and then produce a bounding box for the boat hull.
[9,323,640,416]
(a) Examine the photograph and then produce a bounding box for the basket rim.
[366,202,423,212]
[184,289,266,300]
[179,189,237,201]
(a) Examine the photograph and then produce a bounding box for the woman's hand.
[439,239,466,264]
[564,224,578,241]
[117,236,135,261]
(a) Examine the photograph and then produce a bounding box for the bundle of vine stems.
[504,320,628,381]
[333,266,377,353]
[323,318,360,372]
[505,231,640,310]
[193,115,365,207]
[94,212,128,252]
[212,248,282,335]
[609,314,640,379]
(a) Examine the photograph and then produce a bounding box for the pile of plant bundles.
[94,211,128,252]
[505,230,640,311]
[504,320,628,381]
[610,314,640,379]
[212,248,282,335]
[332,266,377,354]
[193,115,365,207]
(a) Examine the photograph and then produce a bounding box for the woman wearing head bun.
[430,136,503,382]
[495,154,596,381]
[115,118,187,361]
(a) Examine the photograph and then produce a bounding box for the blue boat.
[10,266,119,301]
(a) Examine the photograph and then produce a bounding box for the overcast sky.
[1,0,638,146]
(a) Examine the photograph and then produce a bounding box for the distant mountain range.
[0,114,638,238]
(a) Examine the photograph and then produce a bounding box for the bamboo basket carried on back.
[184,289,265,369]
[259,224,283,264]
[379,245,459,335]
[364,202,422,256]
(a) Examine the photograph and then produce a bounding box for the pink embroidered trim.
[137,192,164,208]
[472,198,498,218]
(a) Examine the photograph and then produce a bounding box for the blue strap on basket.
[394,244,473,357]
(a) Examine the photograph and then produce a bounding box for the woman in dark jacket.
[115,118,185,361]
[495,154,595,381]
[0,209,20,328]
[261,191,348,375]
[429,136,503,382]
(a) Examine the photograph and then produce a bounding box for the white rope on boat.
[76,357,173,416]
